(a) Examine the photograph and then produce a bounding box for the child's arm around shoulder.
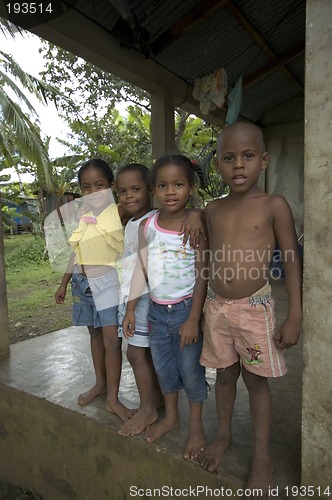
[270,195,302,349]
[180,208,207,248]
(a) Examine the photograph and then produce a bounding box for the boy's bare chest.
[208,203,273,244]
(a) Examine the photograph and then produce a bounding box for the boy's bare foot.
[198,431,231,473]
[105,399,136,422]
[144,416,179,443]
[77,383,107,406]
[118,407,158,437]
[245,453,273,499]
[183,421,205,460]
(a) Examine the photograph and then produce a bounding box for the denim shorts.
[148,298,207,403]
[71,267,119,328]
[118,293,150,348]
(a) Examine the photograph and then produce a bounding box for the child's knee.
[241,366,268,391]
[127,345,145,368]
[103,334,122,352]
[216,362,241,385]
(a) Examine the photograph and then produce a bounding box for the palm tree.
[0,48,58,173]
[0,19,61,358]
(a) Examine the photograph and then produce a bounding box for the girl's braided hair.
[151,154,205,188]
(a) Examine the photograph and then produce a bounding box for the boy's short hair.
[116,163,151,187]
[217,122,265,159]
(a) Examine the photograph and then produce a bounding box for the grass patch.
[2,241,66,497]
[4,234,72,344]
[0,480,43,499]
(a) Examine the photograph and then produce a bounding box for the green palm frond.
[0,40,70,190]
[0,49,60,108]
[0,18,24,38]
[1,93,48,163]
[0,68,39,116]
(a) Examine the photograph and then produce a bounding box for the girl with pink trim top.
[123,154,209,460]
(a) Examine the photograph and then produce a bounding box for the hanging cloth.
[193,68,228,115]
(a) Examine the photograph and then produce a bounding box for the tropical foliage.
[39,43,149,119]
[1,20,224,213]
[39,40,222,198]
[0,47,60,184]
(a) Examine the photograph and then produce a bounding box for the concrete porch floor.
[0,280,302,499]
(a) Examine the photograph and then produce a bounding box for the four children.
[55,123,302,493]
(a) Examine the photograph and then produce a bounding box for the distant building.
[5,198,40,234]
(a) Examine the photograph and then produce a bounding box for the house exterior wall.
[264,122,304,236]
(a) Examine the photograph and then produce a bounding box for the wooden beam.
[225,1,304,92]
[150,0,228,55]
[243,42,305,91]
[7,6,224,125]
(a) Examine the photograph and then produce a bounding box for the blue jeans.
[148,299,207,403]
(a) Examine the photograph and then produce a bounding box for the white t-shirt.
[144,212,195,304]
[120,210,156,297]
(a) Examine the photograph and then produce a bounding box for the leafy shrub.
[5,236,48,269]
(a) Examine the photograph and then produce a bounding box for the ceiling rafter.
[225,1,304,92]
[150,0,228,55]
[150,0,303,93]
[243,42,305,89]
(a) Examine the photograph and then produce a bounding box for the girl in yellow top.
[55,159,133,422]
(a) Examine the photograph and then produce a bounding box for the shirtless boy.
[199,122,302,497]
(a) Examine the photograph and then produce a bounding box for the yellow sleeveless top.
[68,204,124,266]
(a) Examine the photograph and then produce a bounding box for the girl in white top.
[123,154,208,460]
[116,164,162,438]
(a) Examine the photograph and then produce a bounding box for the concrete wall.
[302,0,332,489]
[264,122,304,236]
[0,385,244,500]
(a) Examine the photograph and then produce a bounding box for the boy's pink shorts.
[200,282,286,378]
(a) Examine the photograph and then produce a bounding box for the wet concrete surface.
[0,279,302,490]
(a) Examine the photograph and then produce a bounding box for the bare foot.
[118,407,158,437]
[183,421,205,460]
[145,416,179,443]
[245,453,273,499]
[198,431,231,473]
[105,399,136,422]
[77,383,106,406]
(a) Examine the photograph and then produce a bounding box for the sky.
[1,30,71,155]
[1,29,129,184]
[1,30,73,182]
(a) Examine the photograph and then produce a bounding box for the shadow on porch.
[0,280,301,499]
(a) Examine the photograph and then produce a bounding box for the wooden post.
[0,200,10,359]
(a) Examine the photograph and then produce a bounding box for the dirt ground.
[9,302,72,345]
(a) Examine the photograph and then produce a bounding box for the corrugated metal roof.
[51,0,306,123]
